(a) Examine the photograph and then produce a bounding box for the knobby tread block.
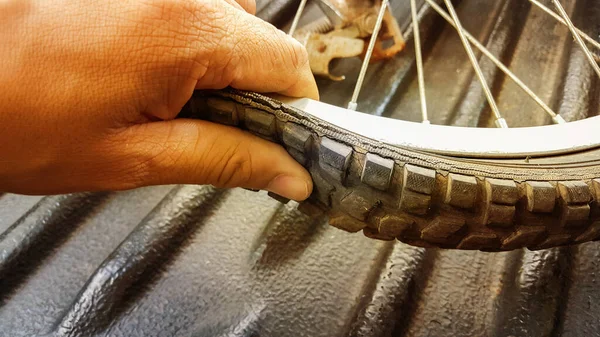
[318,138,352,184]
[206,98,238,125]
[192,92,600,251]
[525,182,556,213]
[502,227,546,250]
[558,181,592,227]
[403,165,435,195]
[421,217,465,244]
[377,215,412,237]
[484,178,518,227]
[558,181,592,204]
[329,212,367,233]
[297,200,325,217]
[531,234,573,250]
[399,165,435,215]
[485,178,519,205]
[320,137,352,170]
[592,179,600,200]
[339,192,378,221]
[283,123,312,152]
[399,190,431,215]
[311,172,334,207]
[457,233,500,250]
[485,204,516,227]
[288,148,307,166]
[575,222,600,242]
[363,227,395,241]
[561,205,590,226]
[244,108,276,136]
[445,174,478,209]
[320,163,347,184]
[361,153,394,191]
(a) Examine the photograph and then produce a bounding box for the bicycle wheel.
[181,0,600,251]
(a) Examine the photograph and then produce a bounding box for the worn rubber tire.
[180,89,600,251]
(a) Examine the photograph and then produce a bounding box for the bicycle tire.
[181,88,600,251]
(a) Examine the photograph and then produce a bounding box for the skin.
[0,0,319,201]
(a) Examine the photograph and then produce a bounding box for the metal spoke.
[290,0,597,125]
[425,0,566,124]
[348,0,389,111]
[442,0,507,128]
[529,0,600,52]
[289,0,309,36]
[411,0,430,124]
[551,0,600,79]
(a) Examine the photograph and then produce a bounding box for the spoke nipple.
[347,102,358,111]
[422,120,431,125]
[553,115,567,124]
[495,118,509,129]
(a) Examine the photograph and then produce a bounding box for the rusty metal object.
[298,31,365,81]
[295,0,405,81]
[326,0,405,62]
[295,21,365,80]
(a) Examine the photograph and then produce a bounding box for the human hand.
[0,0,318,200]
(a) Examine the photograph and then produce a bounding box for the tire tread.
[189,91,600,251]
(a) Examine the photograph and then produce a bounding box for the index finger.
[195,2,319,100]
[222,0,256,15]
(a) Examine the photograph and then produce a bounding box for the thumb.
[110,119,313,201]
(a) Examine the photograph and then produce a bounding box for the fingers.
[107,119,313,201]
[195,2,319,100]
[223,0,256,14]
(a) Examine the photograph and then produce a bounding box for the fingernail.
[267,175,310,201]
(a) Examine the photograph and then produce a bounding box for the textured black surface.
[2,0,600,336]
[2,187,600,336]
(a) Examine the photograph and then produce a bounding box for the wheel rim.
[276,95,600,158]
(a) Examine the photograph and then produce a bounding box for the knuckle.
[131,0,226,91]
[139,0,219,37]
[284,36,309,70]
[188,0,228,36]
[200,12,244,85]
[241,0,257,14]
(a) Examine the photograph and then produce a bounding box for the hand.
[0,0,318,200]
